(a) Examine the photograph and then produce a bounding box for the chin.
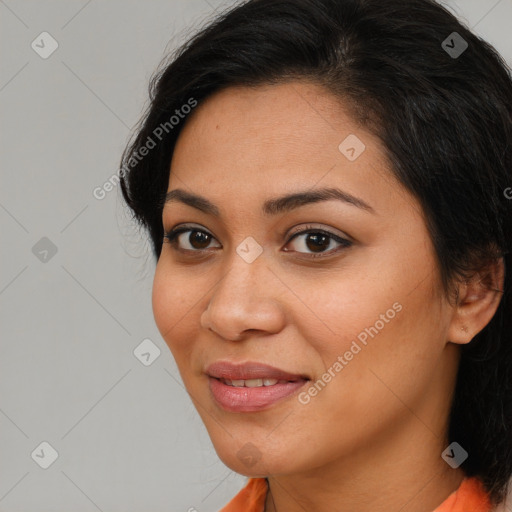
[211,439,295,477]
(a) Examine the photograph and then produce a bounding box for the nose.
[200,251,287,341]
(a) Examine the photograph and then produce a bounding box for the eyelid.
[286,223,352,242]
[164,222,351,241]
[164,223,215,240]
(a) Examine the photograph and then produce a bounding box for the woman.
[119,0,512,510]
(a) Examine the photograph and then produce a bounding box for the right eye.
[163,226,221,253]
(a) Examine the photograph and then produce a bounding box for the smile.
[205,360,311,412]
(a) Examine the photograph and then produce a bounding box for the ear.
[446,256,505,345]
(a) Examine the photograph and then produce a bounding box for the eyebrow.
[163,187,376,216]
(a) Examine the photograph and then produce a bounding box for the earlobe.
[446,256,505,345]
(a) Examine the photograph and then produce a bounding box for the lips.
[205,361,309,382]
[206,361,311,412]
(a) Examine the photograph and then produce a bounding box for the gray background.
[1,1,511,511]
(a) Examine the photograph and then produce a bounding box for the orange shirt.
[218,476,492,512]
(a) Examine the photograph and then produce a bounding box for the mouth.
[205,361,311,412]
[218,377,299,387]
[206,360,310,381]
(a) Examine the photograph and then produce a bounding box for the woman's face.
[152,81,461,477]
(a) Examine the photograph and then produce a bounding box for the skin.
[152,81,504,512]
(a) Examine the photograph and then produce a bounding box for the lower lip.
[208,377,309,412]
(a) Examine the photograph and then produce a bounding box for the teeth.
[223,378,281,387]
[245,379,263,387]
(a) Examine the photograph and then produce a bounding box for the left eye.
[284,228,352,257]
[163,226,352,258]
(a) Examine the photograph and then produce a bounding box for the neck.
[264,421,465,512]
[264,341,465,512]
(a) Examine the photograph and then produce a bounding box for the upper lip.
[206,361,310,381]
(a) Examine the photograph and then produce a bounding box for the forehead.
[174,81,358,166]
[167,81,415,219]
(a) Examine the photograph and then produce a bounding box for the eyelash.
[163,224,352,259]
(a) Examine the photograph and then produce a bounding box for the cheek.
[151,263,172,337]
[284,267,400,356]
[287,251,442,388]
[304,275,444,417]
[151,262,196,354]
